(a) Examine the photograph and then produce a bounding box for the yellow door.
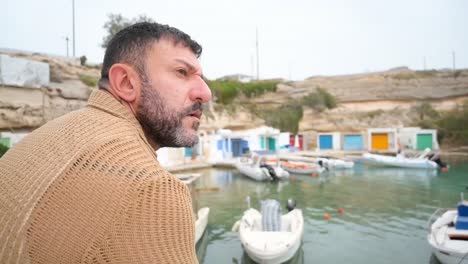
[372,133,388,150]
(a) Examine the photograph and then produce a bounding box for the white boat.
[238,199,303,264]
[175,173,202,185]
[281,161,325,174]
[236,155,289,181]
[363,152,438,169]
[427,195,468,264]
[317,157,354,169]
[195,207,210,244]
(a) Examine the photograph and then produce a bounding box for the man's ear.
[107,63,141,103]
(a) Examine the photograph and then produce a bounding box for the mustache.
[180,101,204,116]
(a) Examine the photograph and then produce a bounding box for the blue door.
[319,135,333,150]
[343,135,363,150]
[231,139,242,157]
[185,147,192,157]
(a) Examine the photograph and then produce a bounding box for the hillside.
[1,52,468,149]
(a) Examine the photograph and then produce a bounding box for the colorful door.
[298,135,304,150]
[417,134,433,150]
[260,137,265,150]
[267,137,276,151]
[319,135,333,150]
[289,134,295,147]
[371,133,388,150]
[184,147,192,157]
[343,135,363,150]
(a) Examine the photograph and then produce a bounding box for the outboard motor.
[261,164,279,181]
[286,198,297,212]
[429,153,448,169]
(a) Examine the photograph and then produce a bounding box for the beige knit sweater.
[0,90,198,263]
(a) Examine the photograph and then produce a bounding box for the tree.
[101,14,155,48]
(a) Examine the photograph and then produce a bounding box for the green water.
[189,157,468,264]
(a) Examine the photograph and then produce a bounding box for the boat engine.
[260,164,279,181]
[286,198,297,212]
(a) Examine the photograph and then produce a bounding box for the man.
[0,22,211,263]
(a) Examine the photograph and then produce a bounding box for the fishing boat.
[363,152,441,169]
[195,207,210,244]
[281,160,325,174]
[235,155,289,181]
[427,194,468,264]
[237,199,303,264]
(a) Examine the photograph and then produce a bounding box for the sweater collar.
[87,89,156,153]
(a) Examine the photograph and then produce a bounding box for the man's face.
[136,38,212,148]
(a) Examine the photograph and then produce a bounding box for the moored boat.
[427,194,468,264]
[363,152,440,169]
[281,160,325,174]
[236,155,289,181]
[237,199,303,264]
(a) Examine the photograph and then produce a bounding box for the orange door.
[371,133,389,150]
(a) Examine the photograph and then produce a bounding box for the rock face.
[1,52,468,136]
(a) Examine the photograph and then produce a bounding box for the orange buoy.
[324,213,331,220]
[441,167,448,172]
[290,175,295,182]
[338,208,344,214]
[311,173,318,178]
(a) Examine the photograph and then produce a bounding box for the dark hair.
[99,22,202,86]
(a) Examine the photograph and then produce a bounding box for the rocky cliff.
[1,52,468,139]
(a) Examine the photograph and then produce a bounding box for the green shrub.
[208,80,239,105]
[411,102,439,121]
[301,87,337,112]
[258,103,303,134]
[208,80,279,104]
[436,101,468,145]
[364,109,385,119]
[241,81,278,98]
[79,75,98,87]
[0,144,9,158]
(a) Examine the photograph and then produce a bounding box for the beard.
[136,80,202,148]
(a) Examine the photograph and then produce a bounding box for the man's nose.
[190,77,212,103]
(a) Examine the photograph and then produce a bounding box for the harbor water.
[189,157,468,264]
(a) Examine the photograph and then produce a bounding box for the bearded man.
[0,22,211,264]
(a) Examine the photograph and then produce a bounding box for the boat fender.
[286,198,296,212]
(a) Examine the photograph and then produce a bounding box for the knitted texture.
[0,90,198,263]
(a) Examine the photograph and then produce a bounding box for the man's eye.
[177,69,188,76]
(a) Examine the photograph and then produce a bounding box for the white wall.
[0,54,49,88]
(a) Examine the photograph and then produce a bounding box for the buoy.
[324,213,331,220]
[338,208,344,214]
[441,167,448,172]
[311,173,318,178]
[290,175,295,182]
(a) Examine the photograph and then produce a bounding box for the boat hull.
[239,208,303,264]
[363,153,438,169]
[195,207,210,244]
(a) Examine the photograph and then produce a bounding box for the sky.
[2,0,468,80]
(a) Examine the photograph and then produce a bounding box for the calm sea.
[189,156,468,264]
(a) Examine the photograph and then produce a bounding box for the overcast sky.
[2,0,467,80]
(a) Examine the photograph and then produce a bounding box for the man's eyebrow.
[174,58,196,71]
